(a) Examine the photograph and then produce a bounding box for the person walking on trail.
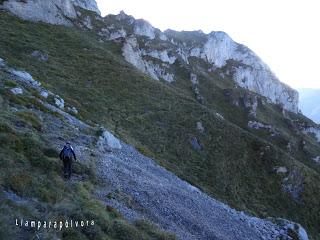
[59,142,77,179]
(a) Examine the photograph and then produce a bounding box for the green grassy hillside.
[0,61,176,239]
[0,12,319,239]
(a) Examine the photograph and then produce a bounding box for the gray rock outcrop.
[10,87,23,95]
[110,12,299,113]
[196,121,205,133]
[97,129,122,152]
[1,0,100,26]
[133,19,156,39]
[54,96,65,109]
[31,50,49,62]
[312,156,320,164]
[10,69,41,87]
[184,31,299,113]
[248,121,279,137]
[2,0,77,26]
[302,126,320,142]
[71,0,100,15]
[122,37,174,82]
[0,58,5,67]
[275,218,309,240]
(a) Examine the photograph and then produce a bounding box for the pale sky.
[96,0,320,89]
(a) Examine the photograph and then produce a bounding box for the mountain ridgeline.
[0,0,320,239]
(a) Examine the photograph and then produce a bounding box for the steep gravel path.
[95,142,285,240]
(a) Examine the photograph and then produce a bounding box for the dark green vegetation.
[0,11,319,239]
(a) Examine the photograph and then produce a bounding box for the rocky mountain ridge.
[72,0,100,15]
[0,0,100,26]
[0,1,299,113]
[100,11,299,113]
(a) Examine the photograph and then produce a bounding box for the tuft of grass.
[106,205,122,218]
[134,220,176,240]
[16,111,42,131]
[4,79,18,88]
[7,172,33,195]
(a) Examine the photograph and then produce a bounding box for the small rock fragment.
[10,87,23,95]
[196,121,205,133]
[54,96,65,109]
[97,129,122,152]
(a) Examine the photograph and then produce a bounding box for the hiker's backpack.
[62,146,74,160]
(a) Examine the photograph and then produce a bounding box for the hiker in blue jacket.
[59,142,77,179]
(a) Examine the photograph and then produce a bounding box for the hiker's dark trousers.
[63,157,72,179]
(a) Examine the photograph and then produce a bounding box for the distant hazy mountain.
[299,88,320,124]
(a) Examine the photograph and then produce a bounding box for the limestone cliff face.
[198,32,299,113]
[133,19,156,39]
[71,0,100,15]
[122,37,174,82]
[2,0,77,26]
[1,0,100,26]
[117,17,299,113]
